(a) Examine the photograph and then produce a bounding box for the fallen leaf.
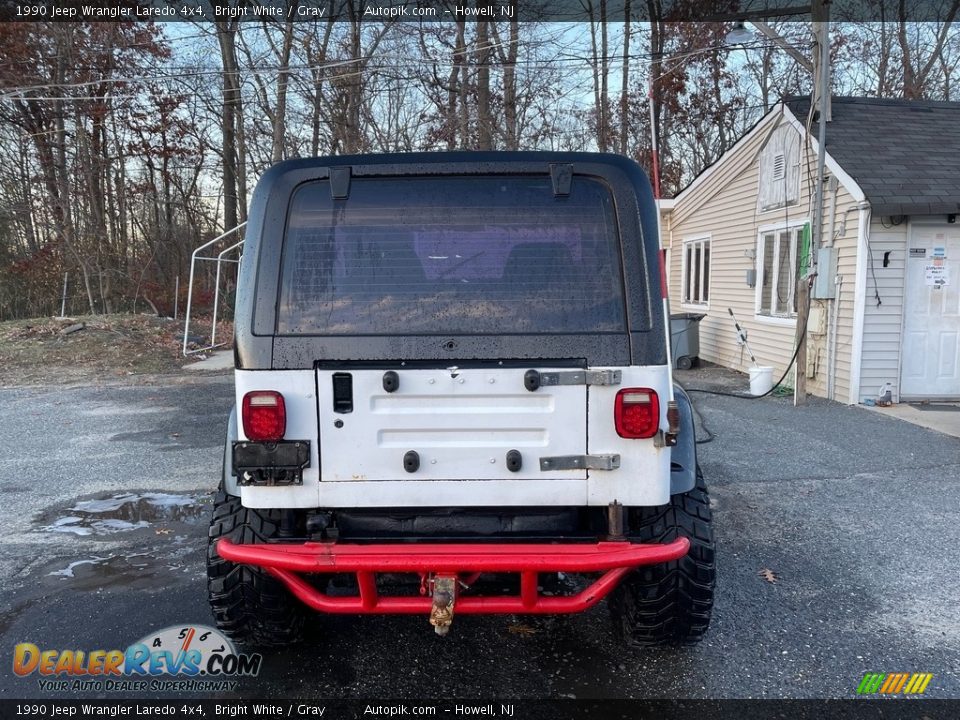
[759,568,779,584]
[507,623,537,636]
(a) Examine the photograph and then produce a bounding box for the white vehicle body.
[231,364,673,509]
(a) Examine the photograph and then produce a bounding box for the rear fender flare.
[222,405,240,496]
[669,385,698,495]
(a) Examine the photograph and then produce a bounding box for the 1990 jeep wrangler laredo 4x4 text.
[208,152,714,645]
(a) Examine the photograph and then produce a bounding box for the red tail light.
[241,391,286,442]
[614,388,660,439]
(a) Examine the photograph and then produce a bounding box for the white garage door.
[901,222,960,398]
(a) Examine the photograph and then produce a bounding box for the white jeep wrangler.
[207,152,714,646]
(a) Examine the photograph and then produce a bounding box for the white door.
[901,222,960,398]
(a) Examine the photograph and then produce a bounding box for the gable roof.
[671,102,864,222]
[786,96,960,216]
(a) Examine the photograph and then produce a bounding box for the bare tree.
[492,8,520,149]
[475,18,494,149]
[619,0,632,154]
[585,0,612,151]
[213,10,246,230]
[239,12,299,165]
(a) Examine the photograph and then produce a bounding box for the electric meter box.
[812,247,837,299]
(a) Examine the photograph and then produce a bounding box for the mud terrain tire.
[609,467,715,646]
[207,486,304,646]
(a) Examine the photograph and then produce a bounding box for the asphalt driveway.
[0,372,957,700]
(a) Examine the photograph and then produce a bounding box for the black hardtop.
[254,149,651,183]
[234,151,667,370]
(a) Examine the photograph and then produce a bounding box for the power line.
[0,39,793,103]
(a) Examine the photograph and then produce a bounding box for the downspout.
[667,204,674,249]
[828,274,843,401]
[848,201,872,404]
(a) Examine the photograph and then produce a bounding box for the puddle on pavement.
[38,537,206,591]
[37,491,209,537]
[17,491,211,595]
[42,553,172,591]
[81,404,178,417]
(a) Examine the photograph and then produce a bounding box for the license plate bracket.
[233,440,310,486]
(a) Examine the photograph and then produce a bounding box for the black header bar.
[0,0,955,23]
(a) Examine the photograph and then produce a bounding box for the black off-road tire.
[207,485,305,647]
[609,467,715,646]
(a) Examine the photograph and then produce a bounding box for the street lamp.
[725,22,756,45]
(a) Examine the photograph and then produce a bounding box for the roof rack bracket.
[550,163,573,196]
[330,166,352,199]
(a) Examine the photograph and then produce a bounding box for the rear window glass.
[277,176,626,335]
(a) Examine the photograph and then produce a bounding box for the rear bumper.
[216,537,689,615]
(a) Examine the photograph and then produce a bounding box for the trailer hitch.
[429,575,458,636]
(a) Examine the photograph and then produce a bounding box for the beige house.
[663,96,960,404]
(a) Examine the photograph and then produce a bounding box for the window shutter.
[758,126,800,211]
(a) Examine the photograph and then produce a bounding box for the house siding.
[667,112,861,402]
[857,219,907,402]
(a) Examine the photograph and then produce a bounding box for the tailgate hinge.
[539,454,621,471]
[535,369,622,387]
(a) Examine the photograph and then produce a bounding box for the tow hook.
[429,575,458,636]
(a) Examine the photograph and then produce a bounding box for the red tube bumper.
[217,537,689,615]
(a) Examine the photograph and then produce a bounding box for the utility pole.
[794,0,830,406]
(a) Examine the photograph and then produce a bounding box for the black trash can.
[670,313,705,370]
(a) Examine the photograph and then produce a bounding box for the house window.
[682,237,710,306]
[757,226,804,317]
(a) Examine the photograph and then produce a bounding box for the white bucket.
[749,366,774,396]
